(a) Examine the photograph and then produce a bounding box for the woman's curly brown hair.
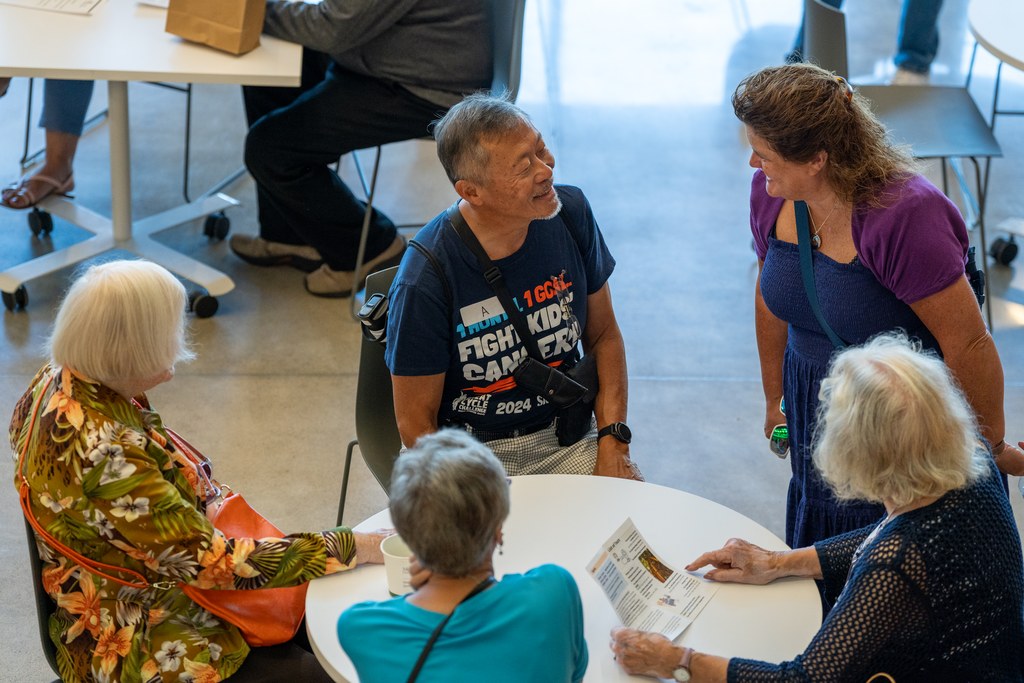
[733,63,918,208]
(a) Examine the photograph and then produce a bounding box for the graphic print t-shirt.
[385,185,615,433]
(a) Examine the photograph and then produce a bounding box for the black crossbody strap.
[794,201,847,350]
[409,238,454,315]
[446,203,544,362]
[406,577,496,683]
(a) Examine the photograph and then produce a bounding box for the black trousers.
[230,620,335,683]
[242,49,449,271]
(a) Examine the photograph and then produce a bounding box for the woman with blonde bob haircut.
[49,259,195,388]
[610,334,1023,682]
[12,259,390,683]
[814,333,988,508]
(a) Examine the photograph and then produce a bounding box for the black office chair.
[347,0,529,320]
[803,0,1002,329]
[337,266,404,525]
[24,518,62,683]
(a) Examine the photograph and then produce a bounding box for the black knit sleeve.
[727,538,929,683]
[814,526,874,604]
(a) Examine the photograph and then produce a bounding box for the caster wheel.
[2,285,28,311]
[203,212,230,240]
[189,292,219,318]
[28,209,53,237]
[990,235,1018,266]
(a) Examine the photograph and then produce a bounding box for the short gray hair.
[813,333,988,507]
[389,429,510,577]
[48,260,195,384]
[433,92,530,185]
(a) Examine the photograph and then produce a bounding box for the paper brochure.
[587,518,719,640]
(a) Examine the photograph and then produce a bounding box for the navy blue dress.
[759,237,941,551]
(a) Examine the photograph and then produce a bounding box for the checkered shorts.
[484,421,598,476]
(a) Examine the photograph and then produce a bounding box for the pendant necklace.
[809,200,839,249]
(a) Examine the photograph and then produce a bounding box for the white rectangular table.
[0,0,302,305]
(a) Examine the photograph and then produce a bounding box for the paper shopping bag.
[165,0,265,55]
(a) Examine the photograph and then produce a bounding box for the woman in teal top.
[337,429,588,683]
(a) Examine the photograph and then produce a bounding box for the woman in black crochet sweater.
[611,333,1023,682]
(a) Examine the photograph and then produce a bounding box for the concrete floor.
[2,0,1024,680]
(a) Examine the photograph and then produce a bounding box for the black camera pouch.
[512,356,587,408]
[556,353,599,446]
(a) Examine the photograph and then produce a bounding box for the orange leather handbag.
[169,429,307,647]
[18,375,305,648]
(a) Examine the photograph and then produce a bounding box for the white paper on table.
[0,0,105,14]
[137,0,168,7]
[587,517,719,641]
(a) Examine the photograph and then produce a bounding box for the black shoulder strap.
[405,577,496,683]
[408,238,453,315]
[794,201,847,350]
[446,203,544,362]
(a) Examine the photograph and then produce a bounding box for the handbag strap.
[794,200,847,350]
[446,202,544,362]
[406,576,496,683]
[18,373,169,590]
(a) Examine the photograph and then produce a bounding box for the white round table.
[306,475,822,682]
[969,0,1024,72]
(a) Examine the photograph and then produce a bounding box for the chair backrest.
[803,0,849,80]
[354,266,404,495]
[24,518,61,679]
[489,0,528,100]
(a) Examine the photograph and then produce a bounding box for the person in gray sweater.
[231,0,492,298]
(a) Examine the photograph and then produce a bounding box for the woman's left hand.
[994,441,1024,477]
[353,528,394,564]
[609,627,681,678]
[409,556,433,590]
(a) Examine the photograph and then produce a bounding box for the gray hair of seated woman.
[390,429,510,578]
[813,332,989,508]
[48,259,195,385]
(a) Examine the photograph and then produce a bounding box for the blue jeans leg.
[787,0,843,63]
[39,79,95,136]
[894,0,944,73]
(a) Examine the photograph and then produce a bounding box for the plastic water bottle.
[1018,476,1024,499]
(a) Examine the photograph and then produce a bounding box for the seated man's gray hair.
[433,92,529,186]
[389,428,510,577]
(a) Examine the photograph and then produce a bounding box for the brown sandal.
[1,173,74,210]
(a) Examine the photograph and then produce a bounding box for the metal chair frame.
[337,266,404,525]
[804,0,1003,329]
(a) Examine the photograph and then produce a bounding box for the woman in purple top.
[732,64,1024,563]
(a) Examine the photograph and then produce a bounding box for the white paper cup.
[381,534,413,596]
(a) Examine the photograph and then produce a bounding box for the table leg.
[107,81,132,240]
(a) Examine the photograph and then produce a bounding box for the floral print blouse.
[10,364,358,683]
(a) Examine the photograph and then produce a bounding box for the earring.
[498,542,504,556]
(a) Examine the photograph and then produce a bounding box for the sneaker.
[304,234,408,298]
[889,68,929,86]
[229,235,324,273]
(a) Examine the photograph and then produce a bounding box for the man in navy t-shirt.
[385,94,641,479]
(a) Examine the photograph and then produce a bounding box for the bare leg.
[1,130,79,209]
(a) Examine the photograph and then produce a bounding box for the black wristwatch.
[598,422,631,444]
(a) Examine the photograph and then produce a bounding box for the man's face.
[475,121,561,221]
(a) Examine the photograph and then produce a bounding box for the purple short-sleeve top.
[749,169,969,305]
